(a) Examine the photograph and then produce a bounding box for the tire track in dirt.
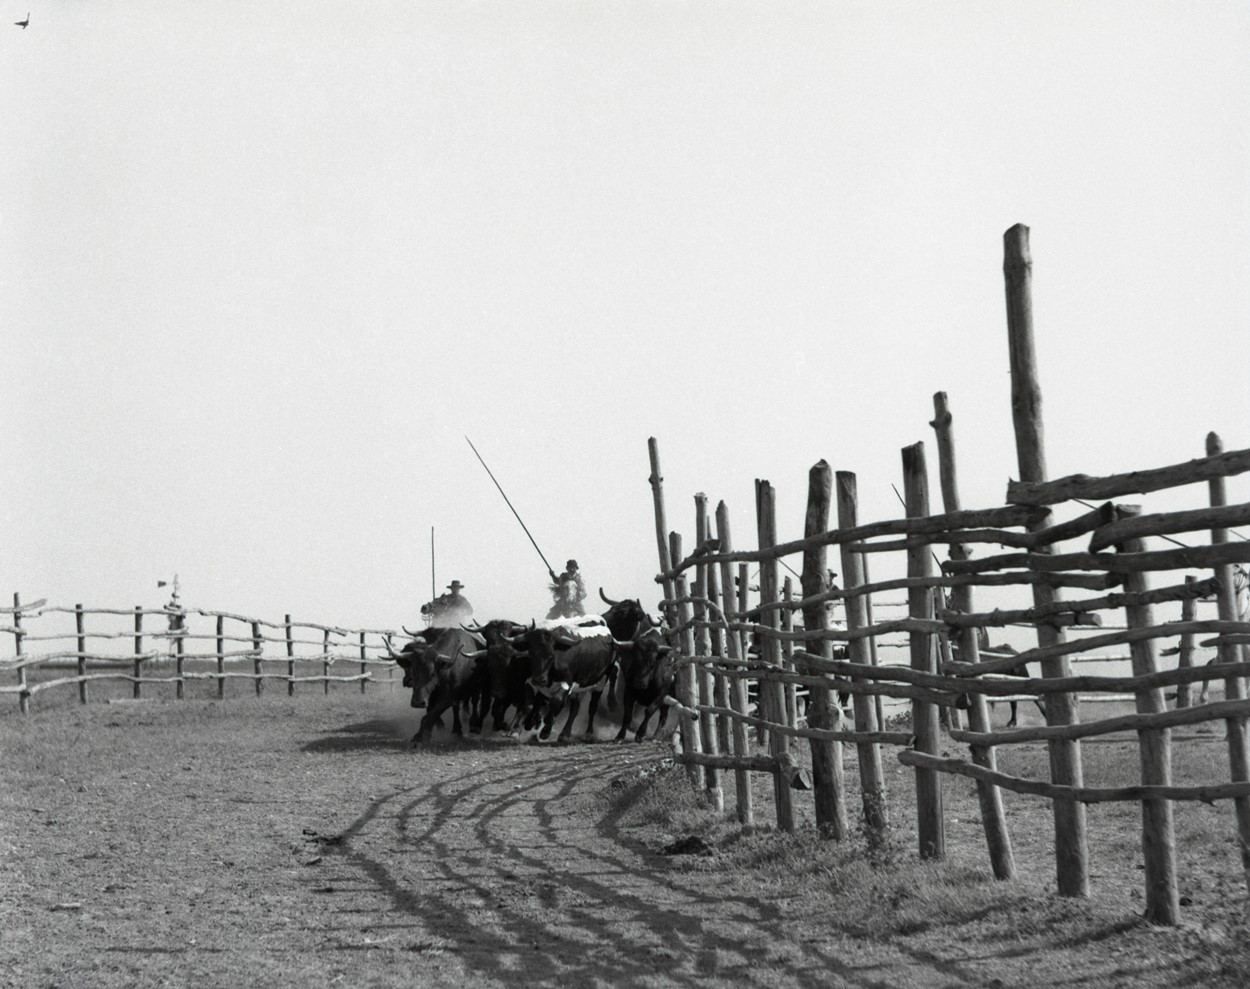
[317,742,979,989]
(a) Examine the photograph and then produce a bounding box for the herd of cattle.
[383,590,679,745]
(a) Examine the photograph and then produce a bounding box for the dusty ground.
[2,690,1249,988]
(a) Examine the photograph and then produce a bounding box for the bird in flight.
[15,12,29,28]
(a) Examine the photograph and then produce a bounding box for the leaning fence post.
[1118,511,1179,925]
[800,459,847,838]
[756,479,795,832]
[285,615,296,697]
[133,606,143,700]
[252,621,264,697]
[931,391,1015,879]
[715,502,754,825]
[323,629,331,696]
[1207,431,1250,895]
[1003,222,1089,897]
[14,593,28,715]
[836,471,888,834]
[359,630,368,694]
[76,604,88,705]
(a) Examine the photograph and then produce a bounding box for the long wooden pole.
[903,442,944,860]
[930,392,1015,879]
[800,460,846,837]
[716,502,754,825]
[836,471,888,833]
[1003,222,1089,897]
[1118,511,1179,924]
[1207,431,1250,895]
[466,436,558,581]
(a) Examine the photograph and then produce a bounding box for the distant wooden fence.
[648,223,1250,927]
[0,598,402,711]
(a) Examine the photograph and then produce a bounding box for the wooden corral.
[648,224,1250,927]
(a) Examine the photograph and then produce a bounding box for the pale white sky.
[2,1,1247,633]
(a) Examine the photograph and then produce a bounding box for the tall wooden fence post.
[694,494,724,812]
[1118,510,1179,925]
[1175,578,1197,709]
[647,438,679,629]
[252,621,264,697]
[704,541,731,757]
[216,616,226,700]
[781,578,798,728]
[174,614,185,701]
[1207,431,1250,894]
[836,472,888,833]
[132,607,144,700]
[670,532,704,790]
[1003,222,1089,897]
[800,459,846,838]
[715,502,754,825]
[902,442,944,860]
[323,629,332,695]
[14,593,28,715]
[285,615,296,697]
[931,392,1015,879]
[359,631,369,694]
[757,479,795,832]
[76,604,88,705]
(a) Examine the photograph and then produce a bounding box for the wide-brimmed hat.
[566,559,578,570]
[447,580,465,592]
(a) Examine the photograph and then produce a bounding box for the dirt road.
[4,695,1246,988]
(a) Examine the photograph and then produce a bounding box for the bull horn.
[381,634,405,661]
[463,648,488,660]
[599,587,621,606]
[402,625,422,638]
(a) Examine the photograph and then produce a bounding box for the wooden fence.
[647,223,1250,926]
[0,598,402,711]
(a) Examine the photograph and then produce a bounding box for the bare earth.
[2,691,1248,988]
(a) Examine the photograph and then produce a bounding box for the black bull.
[386,627,483,744]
